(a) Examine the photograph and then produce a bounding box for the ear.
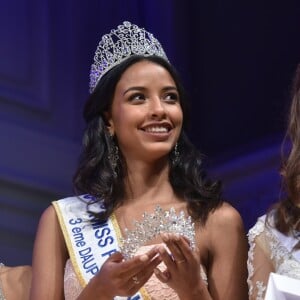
[103,111,114,135]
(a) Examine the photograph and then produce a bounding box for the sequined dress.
[247,213,300,300]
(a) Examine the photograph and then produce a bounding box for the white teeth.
[145,127,168,133]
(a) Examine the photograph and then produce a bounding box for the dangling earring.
[108,134,119,177]
[172,143,180,166]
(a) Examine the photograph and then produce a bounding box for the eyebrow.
[123,85,178,96]
[123,86,145,95]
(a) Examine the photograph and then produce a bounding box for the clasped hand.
[155,233,203,299]
[90,234,202,299]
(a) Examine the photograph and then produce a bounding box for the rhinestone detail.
[89,21,169,93]
[120,206,195,260]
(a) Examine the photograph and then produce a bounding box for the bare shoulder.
[34,204,66,256]
[201,201,248,267]
[39,205,57,223]
[36,205,61,234]
[203,205,248,299]
[206,202,245,237]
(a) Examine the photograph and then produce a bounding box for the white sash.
[53,195,149,300]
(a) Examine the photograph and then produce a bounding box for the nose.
[150,97,166,119]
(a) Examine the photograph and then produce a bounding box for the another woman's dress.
[247,213,300,300]
[0,263,31,300]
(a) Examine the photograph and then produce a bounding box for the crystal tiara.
[119,205,196,260]
[89,21,169,93]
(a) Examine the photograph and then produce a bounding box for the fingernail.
[158,245,165,254]
[139,254,149,262]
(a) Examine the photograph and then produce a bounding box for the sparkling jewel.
[89,21,169,93]
[120,205,195,260]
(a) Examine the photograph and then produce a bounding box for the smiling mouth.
[142,126,171,133]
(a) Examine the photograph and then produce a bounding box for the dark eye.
[129,93,146,102]
[164,92,179,103]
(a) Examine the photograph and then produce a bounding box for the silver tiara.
[89,21,169,93]
[119,205,195,260]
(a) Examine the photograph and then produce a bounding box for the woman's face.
[106,60,183,163]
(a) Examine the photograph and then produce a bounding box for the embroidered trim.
[247,218,265,297]
[247,214,300,299]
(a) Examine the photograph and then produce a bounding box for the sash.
[53,195,150,300]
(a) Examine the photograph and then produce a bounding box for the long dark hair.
[73,55,222,224]
[271,64,300,237]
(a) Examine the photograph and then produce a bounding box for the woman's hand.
[79,247,161,299]
[154,233,210,300]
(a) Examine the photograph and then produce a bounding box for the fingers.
[100,250,161,297]
[121,246,160,275]
[157,243,175,271]
[162,233,184,262]
[125,251,162,296]
[158,233,198,273]
[108,251,125,262]
[173,234,196,262]
[154,267,170,283]
[103,239,198,297]
[162,234,192,261]
[113,246,161,293]
[129,254,161,288]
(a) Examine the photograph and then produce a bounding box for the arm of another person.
[0,265,31,300]
[247,222,274,300]
[207,203,248,300]
[30,205,68,300]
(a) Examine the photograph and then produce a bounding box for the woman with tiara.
[30,21,248,299]
[247,64,300,300]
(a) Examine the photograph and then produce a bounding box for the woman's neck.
[122,158,173,205]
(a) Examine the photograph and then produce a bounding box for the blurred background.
[1,0,300,265]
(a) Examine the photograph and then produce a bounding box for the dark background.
[65,1,300,162]
[1,0,300,265]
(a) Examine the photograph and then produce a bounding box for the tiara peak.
[119,205,195,260]
[89,21,169,93]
